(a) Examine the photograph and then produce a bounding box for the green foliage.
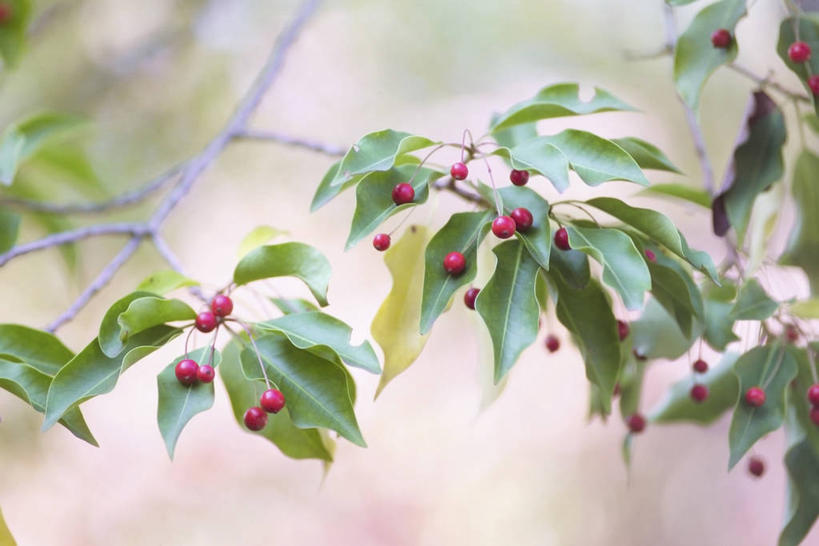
[781,152,819,295]
[610,137,681,173]
[631,298,699,360]
[730,279,778,321]
[491,138,570,191]
[541,130,649,186]
[646,251,704,338]
[237,226,288,258]
[497,186,551,268]
[100,296,195,357]
[0,0,31,68]
[136,270,199,296]
[0,505,15,546]
[331,129,436,187]
[778,15,819,113]
[639,183,711,208]
[0,209,20,254]
[702,281,740,350]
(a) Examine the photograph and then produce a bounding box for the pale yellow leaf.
[237,226,288,258]
[0,508,16,546]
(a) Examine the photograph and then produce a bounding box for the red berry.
[789,41,812,63]
[210,294,233,317]
[745,386,766,407]
[617,320,630,341]
[197,364,215,383]
[243,406,268,431]
[464,287,479,310]
[260,388,286,413]
[809,75,819,96]
[545,334,560,353]
[786,325,799,343]
[0,4,11,23]
[509,169,530,186]
[626,413,646,434]
[811,407,819,427]
[450,162,468,180]
[175,359,199,386]
[690,384,709,403]
[510,207,533,232]
[693,359,709,373]
[492,215,517,239]
[391,183,415,205]
[748,456,765,477]
[645,249,656,262]
[373,233,391,251]
[710,28,732,48]
[554,227,570,251]
[195,311,218,333]
[807,384,819,406]
[443,251,466,275]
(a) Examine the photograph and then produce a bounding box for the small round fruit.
[391,183,415,205]
[243,406,268,431]
[175,359,200,386]
[690,384,709,403]
[197,364,215,383]
[811,407,819,427]
[464,287,480,310]
[789,41,812,63]
[808,384,819,406]
[0,4,12,23]
[748,456,765,478]
[626,413,646,434]
[786,325,799,343]
[554,227,570,251]
[373,233,391,251]
[450,162,469,180]
[617,320,630,341]
[745,386,766,407]
[443,251,466,275]
[710,28,732,48]
[693,359,709,373]
[492,216,517,239]
[260,388,286,414]
[509,169,530,186]
[645,249,656,262]
[210,294,234,317]
[510,207,533,232]
[545,335,560,353]
[195,311,218,333]
[809,75,819,96]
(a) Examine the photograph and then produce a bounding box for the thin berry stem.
[480,154,503,216]
[183,326,196,360]
[227,319,272,389]
[207,324,220,366]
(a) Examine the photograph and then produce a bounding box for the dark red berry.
[645,249,656,262]
[210,294,233,317]
[617,320,630,341]
[745,386,766,407]
[243,406,268,431]
[197,364,215,383]
[626,413,646,434]
[509,169,530,186]
[711,28,732,48]
[510,207,533,232]
[554,227,570,251]
[811,407,819,427]
[0,4,11,23]
[693,359,709,373]
[260,388,286,413]
[175,359,199,386]
[808,384,819,406]
[464,287,479,310]
[748,456,765,478]
[690,384,709,403]
[443,251,466,275]
[545,334,560,353]
[373,233,391,251]
[789,41,812,63]
[195,311,218,333]
[809,75,819,96]
[492,216,517,239]
[786,325,799,343]
[450,162,468,180]
[391,183,415,205]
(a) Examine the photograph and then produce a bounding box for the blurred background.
[0,0,813,544]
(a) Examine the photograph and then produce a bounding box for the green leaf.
[156,347,218,459]
[99,295,195,358]
[490,83,634,131]
[43,326,181,429]
[780,411,819,546]
[238,226,288,258]
[728,344,797,469]
[618,355,648,419]
[638,183,711,208]
[491,138,570,192]
[0,112,85,185]
[781,152,819,295]
[778,15,819,114]
[0,0,31,68]
[585,197,685,256]
[631,298,700,360]
[240,335,365,447]
[331,129,436,187]
[646,252,704,338]
[135,270,199,296]
[496,186,551,268]
[673,0,747,110]
[703,282,740,350]
[667,0,701,5]
[542,130,649,186]
[373,226,431,397]
[233,242,331,306]
[650,352,739,424]
[0,506,15,546]
[789,300,819,319]
[270,297,319,315]
[489,119,537,150]
[566,225,651,310]
[730,279,778,320]
[475,240,540,383]
[610,137,681,173]
[311,161,357,211]
[549,245,590,290]
[420,210,492,334]
[679,232,720,283]
[0,209,20,254]
[0,324,73,375]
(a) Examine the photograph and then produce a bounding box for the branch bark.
[235,129,346,156]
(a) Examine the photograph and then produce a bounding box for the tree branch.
[235,129,346,156]
[727,63,811,103]
[432,177,488,205]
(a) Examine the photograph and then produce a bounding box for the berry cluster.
[243,388,286,431]
[690,358,709,403]
[174,294,235,386]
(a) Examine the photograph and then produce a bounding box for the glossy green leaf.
[238,226,288,258]
[496,186,551,268]
[730,279,778,320]
[780,409,819,546]
[702,282,740,350]
[270,297,319,315]
[420,210,492,334]
[789,300,819,319]
[638,183,711,208]
[233,242,331,306]
[778,15,819,114]
[542,130,649,186]
[135,270,199,295]
[491,138,570,192]
[489,119,537,150]
[0,0,31,68]
[331,129,436,187]
[490,83,634,131]
[610,137,681,173]
[632,298,700,360]
[673,0,746,110]
[99,296,194,357]
[679,233,720,283]
[781,152,819,295]
[0,324,73,375]
[647,252,704,337]
[311,161,356,211]
[0,209,20,254]
[549,245,590,290]
[585,197,684,255]
[618,356,648,419]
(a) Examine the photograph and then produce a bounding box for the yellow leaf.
[0,508,16,546]
[237,226,288,258]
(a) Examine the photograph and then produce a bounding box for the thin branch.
[235,129,346,156]
[432,177,488,205]
[151,233,208,302]
[727,63,811,103]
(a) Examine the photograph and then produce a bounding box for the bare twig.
[235,129,346,156]
[727,63,810,103]
[432,177,487,205]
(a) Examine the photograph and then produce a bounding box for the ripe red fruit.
[175,359,199,386]
[0,4,11,23]
[644,249,656,262]
[617,320,630,341]
[443,251,466,275]
[807,384,819,406]
[710,28,732,48]
[509,169,530,186]
[464,287,480,310]
[545,334,560,353]
[745,386,766,407]
[391,183,415,205]
[748,456,765,478]
[693,359,709,373]
[510,207,533,232]
[690,384,709,403]
[785,325,799,343]
[554,227,570,251]
[811,407,819,427]
[492,215,517,239]
[450,162,469,180]
[260,388,286,413]
[626,413,646,434]
[789,41,812,63]
[243,406,268,431]
[210,294,233,317]
[197,364,215,383]
[809,75,819,96]
[373,233,391,251]
[195,311,218,333]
